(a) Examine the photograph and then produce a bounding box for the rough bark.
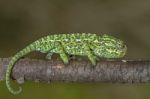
[0,58,150,84]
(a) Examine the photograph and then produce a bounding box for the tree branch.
[0,58,150,83]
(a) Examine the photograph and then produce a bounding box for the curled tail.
[6,44,36,95]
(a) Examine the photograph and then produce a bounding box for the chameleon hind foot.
[88,55,97,66]
[60,53,69,64]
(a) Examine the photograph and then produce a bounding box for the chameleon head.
[93,34,127,58]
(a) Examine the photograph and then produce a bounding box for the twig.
[0,58,150,83]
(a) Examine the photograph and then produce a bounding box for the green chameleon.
[6,33,127,95]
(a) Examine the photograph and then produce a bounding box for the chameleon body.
[6,33,127,94]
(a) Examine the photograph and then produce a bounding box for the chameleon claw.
[46,53,53,60]
[63,61,69,64]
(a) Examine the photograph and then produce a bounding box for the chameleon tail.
[6,44,36,95]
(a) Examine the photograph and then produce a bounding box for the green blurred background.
[1,0,150,99]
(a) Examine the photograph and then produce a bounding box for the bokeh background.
[1,0,150,99]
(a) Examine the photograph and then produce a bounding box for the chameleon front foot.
[46,52,53,60]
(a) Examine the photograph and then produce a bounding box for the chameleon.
[5,33,127,95]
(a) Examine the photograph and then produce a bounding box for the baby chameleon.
[6,33,127,95]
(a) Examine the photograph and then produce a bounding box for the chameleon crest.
[6,33,127,94]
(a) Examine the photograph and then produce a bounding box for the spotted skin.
[6,33,127,95]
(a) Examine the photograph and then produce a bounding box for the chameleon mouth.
[119,45,127,57]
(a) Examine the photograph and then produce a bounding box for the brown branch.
[0,58,150,84]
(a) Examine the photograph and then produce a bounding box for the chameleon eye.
[102,34,109,37]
